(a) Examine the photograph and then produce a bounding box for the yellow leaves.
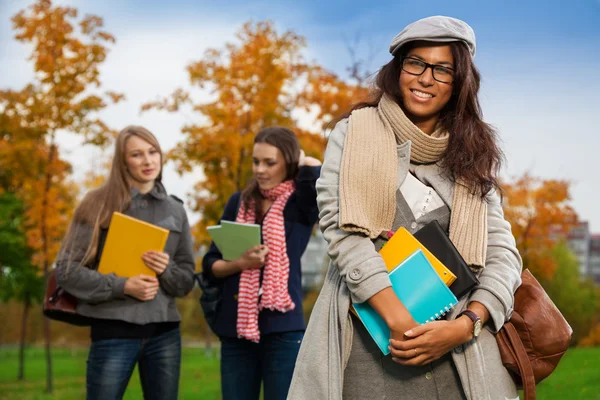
[1,0,121,272]
[501,173,578,280]
[145,20,363,248]
[141,89,191,113]
[105,91,125,104]
[79,15,115,43]
[24,173,77,268]
[300,66,369,128]
[8,0,121,133]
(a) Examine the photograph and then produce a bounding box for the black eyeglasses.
[401,57,455,84]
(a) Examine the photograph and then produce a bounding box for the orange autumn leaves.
[143,21,368,246]
[501,174,578,280]
[0,0,122,273]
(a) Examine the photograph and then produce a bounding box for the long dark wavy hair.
[345,41,504,198]
[241,127,300,219]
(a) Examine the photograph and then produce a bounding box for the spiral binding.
[427,302,456,323]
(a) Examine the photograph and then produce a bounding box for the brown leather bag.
[496,269,572,400]
[43,270,91,326]
[42,228,107,326]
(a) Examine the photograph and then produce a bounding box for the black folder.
[414,221,479,300]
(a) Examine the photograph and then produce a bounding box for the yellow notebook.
[349,227,457,318]
[379,227,456,286]
[97,212,169,278]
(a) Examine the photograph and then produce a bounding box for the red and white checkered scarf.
[235,180,296,342]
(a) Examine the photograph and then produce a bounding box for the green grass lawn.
[1,346,599,399]
[0,346,222,400]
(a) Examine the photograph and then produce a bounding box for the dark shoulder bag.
[195,271,222,335]
[496,269,572,400]
[43,229,108,326]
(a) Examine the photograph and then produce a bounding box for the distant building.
[589,235,600,284]
[300,228,329,291]
[567,222,591,276]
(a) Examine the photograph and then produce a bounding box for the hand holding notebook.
[207,220,262,261]
[353,249,458,355]
[97,212,169,278]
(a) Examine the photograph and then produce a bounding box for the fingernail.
[392,357,399,363]
[404,330,413,337]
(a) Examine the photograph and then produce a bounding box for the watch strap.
[457,309,480,324]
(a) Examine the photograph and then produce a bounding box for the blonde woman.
[55,126,195,400]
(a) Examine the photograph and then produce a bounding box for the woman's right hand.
[237,245,269,271]
[124,274,159,301]
[210,245,269,278]
[367,287,418,343]
[389,319,419,342]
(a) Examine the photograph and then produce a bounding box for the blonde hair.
[61,126,163,266]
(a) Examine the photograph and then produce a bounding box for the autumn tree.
[501,173,578,279]
[0,0,122,392]
[143,20,366,246]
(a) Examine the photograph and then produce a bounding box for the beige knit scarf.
[339,94,487,268]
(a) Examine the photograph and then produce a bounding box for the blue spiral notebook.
[353,249,459,355]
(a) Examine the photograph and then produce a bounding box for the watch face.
[473,320,483,338]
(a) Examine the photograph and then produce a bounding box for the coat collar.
[130,181,168,201]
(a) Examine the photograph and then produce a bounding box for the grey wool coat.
[55,182,196,325]
[288,120,523,400]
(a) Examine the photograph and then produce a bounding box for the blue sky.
[1,0,599,230]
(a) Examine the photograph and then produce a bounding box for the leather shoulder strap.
[503,322,537,400]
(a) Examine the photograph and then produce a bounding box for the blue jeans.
[220,331,304,400]
[86,328,181,400]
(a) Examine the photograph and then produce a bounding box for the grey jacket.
[55,182,196,325]
[288,120,523,400]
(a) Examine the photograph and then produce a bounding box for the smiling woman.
[289,16,523,400]
[54,125,196,400]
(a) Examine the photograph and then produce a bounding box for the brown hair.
[241,126,300,219]
[61,125,163,266]
[345,41,504,197]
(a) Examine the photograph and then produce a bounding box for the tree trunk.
[18,296,31,380]
[41,138,56,393]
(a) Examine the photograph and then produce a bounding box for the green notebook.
[207,221,261,261]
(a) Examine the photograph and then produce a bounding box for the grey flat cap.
[389,16,476,57]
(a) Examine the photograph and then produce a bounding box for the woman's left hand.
[298,149,322,167]
[142,251,170,276]
[388,319,471,366]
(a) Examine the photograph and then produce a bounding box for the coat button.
[425,372,432,380]
[140,200,148,209]
[410,222,417,229]
[350,268,362,280]
[454,345,463,354]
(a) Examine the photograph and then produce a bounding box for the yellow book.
[379,227,456,286]
[350,227,457,318]
[97,212,169,278]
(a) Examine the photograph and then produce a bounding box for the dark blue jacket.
[202,166,321,338]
